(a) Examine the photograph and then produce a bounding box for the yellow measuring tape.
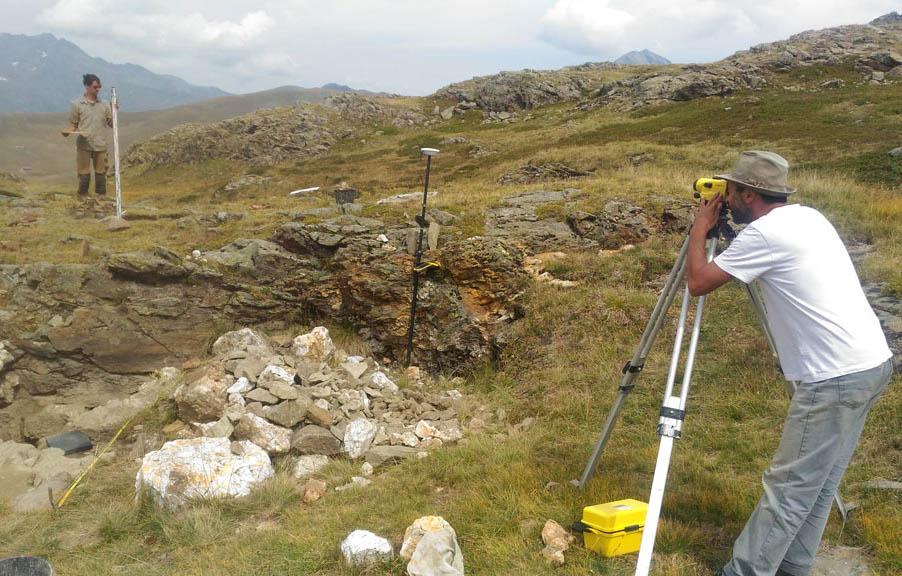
[56,415,136,508]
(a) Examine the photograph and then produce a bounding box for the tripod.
[576,211,846,575]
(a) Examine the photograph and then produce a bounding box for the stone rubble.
[162,326,485,504]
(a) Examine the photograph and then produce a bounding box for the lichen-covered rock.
[135,437,274,509]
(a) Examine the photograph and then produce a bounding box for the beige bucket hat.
[716,150,796,197]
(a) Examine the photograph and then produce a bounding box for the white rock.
[234,413,292,454]
[292,327,335,363]
[341,359,369,380]
[340,529,393,567]
[257,365,293,389]
[414,420,438,439]
[390,430,420,448]
[369,371,399,393]
[314,398,332,411]
[212,328,274,360]
[338,389,369,412]
[377,234,389,243]
[192,249,202,259]
[228,393,246,407]
[226,377,253,395]
[445,389,463,400]
[361,462,374,476]
[293,455,330,479]
[136,438,273,509]
[344,418,378,459]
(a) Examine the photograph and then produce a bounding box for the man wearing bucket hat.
[687,151,892,576]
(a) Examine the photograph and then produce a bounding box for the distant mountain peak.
[0,33,229,113]
[321,83,354,92]
[614,49,671,65]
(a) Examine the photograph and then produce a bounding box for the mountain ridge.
[0,33,229,113]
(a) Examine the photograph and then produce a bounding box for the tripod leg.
[578,238,690,488]
[743,282,848,520]
[635,238,715,576]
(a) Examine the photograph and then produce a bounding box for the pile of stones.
[139,326,480,508]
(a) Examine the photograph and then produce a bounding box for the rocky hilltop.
[435,14,901,112]
[125,93,428,168]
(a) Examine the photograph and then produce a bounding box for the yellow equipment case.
[573,499,648,557]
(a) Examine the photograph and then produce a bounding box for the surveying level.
[405,147,441,366]
[693,177,727,201]
[576,206,847,576]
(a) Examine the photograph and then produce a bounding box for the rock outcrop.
[125,94,427,168]
[0,220,525,439]
[585,17,901,111]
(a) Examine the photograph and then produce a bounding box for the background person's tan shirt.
[68,97,112,152]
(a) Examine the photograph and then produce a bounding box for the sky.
[4,0,898,95]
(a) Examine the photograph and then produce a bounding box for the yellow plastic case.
[578,499,648,557]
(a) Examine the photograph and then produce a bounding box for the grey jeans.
[723,358,893,576]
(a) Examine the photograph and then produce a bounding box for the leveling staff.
[687,151,892,576]
[61,74,113,198]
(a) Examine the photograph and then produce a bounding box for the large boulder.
[135,437,274,509]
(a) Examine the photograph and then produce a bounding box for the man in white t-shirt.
[687,151,892,576]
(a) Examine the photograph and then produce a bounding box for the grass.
[1,62,900,575]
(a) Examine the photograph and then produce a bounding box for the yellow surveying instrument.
[692,177,728,201]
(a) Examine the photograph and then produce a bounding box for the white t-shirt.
[714,204,891,383]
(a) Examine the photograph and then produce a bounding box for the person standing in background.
[62,74,112,199]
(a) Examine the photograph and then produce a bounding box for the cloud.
[39,0,273,51]
[539,0,899,61]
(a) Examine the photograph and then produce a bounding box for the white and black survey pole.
[110,87,123,218]
[405,147,440,366]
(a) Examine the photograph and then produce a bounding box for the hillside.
[0,13,900,576]
[0,85,351,179]
[0,33,227,113]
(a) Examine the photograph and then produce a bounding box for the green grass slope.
[0,59,899,575]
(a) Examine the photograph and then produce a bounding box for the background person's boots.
[77,174,91,196]
[94,173,107,196]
